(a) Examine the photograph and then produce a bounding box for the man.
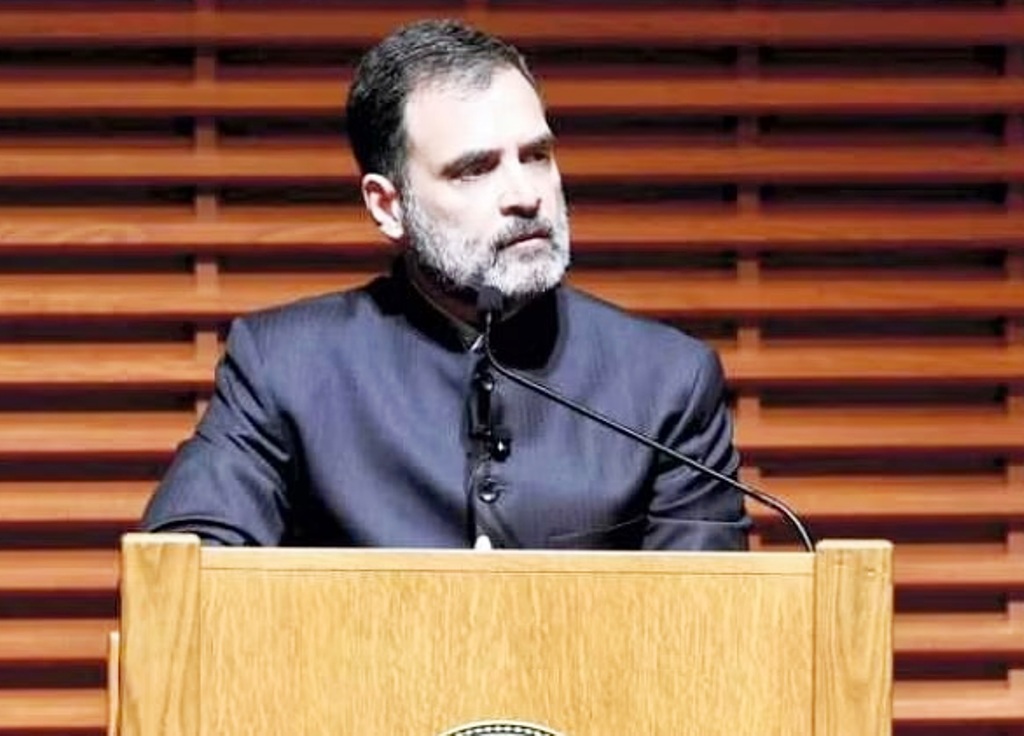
[142,19,750,550]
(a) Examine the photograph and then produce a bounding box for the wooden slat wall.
[0,1,1022,733]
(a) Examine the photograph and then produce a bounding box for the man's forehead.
[403,68,550,162]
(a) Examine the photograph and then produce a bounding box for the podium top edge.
[815,539,893,552]
[120,534,890,573]
[197,547,815,576]
[122,532,200,548]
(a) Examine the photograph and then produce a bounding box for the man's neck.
[405,255,482,327]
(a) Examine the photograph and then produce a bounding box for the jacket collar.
[373,257,562,370]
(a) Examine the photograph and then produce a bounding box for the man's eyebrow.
[440,148,499,178]
[521,132,556,154]
[439,132,557,178]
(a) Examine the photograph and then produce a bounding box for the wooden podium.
[111,534,892,736]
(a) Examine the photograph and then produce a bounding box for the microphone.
[475,286,816,552]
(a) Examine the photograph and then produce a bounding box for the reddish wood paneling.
[0,2,1022,733]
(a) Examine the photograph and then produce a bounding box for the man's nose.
[498,164,542,216]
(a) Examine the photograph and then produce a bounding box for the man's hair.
[345,19,537,184]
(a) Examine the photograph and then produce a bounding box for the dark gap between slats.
[0,323,193,342]
[896,661,1013,680]
[0,254,192,275]
[758,456,1008,475]
[0,593,116,620]
[553,114,738,139]
[761,316,1006,343]
[0,526,130,550]
[0,47,193,80]
[758,384,1006,407]
[898,590,1009,615]
[0,389,193,411]
[758,519,1008,545]
[759,45,1005,77]
[0,663,104,689]
[760,183,1009,209]
[0,117,193,141]
[0,459,166,482]
[0,186,194,208]
[758,114,1005,145]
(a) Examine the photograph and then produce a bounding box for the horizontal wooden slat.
[2,477,1020,528]
[0,474,1019,528]
[895,681,1024,723]
[739,409,1024,456]
[751,545,1024,590]
[749,477,1024,521]
[0,409,1018,460]
[581,274,1024,318]
[0,415,1006,461]
[0,477,1015,528]
[544,78,1024,115]
[0,550,118,593]
[1,210,1022,253]
[1,273,1022,320]
[478,8,1024,46]
[3,146,1024,183]
[2,344,1019,391]
[0,344,210,390]
[569,210,1024,249]
[0,660,1021,731]
[0,211,377,252]
[0,689,106,731]
[2,79,1024,115]
[0,149,364,183]
[2,545,1018,594]
[0,619,113,662]
[2,682,1022,732]
[2,611,1020,666]
[721,346,1024,386]
[0,412,193,459]
[0,476,1019,528]
[0,481,152,524]
[563,145,1024,183]
[896,614,1024,658]
[896,546,1024,589]
[2,8,1024,45]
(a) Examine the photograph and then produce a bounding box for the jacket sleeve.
[642,346,751,551]
[141,318,293,545]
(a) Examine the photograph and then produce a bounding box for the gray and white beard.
[401,190,571,300]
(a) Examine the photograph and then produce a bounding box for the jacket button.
[478,480,502,504]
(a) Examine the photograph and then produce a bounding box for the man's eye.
[525,149,551,163]
[459,165,489,179]
[453,158,496,180]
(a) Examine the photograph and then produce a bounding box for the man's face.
[398,66,570,299]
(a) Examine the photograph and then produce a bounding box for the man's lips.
[500,230,552,249]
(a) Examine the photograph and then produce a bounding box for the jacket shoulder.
[233,277,383,344]
[561,286,714,365]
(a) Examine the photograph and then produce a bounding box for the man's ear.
[361,174,404,241]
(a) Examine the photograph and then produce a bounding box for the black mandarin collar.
[368,258,561,371]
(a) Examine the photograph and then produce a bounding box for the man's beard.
[400,190,571,300]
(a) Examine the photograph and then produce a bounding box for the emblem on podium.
[438,720,564,736]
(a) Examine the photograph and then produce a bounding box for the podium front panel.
[197,549,815,736]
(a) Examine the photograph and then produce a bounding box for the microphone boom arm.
[479,300,816,552]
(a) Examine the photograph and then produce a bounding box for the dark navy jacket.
[143,264,750,550]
